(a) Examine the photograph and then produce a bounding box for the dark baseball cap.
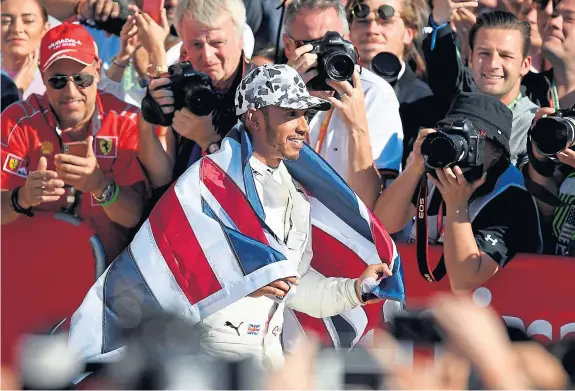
[442,92,513,157]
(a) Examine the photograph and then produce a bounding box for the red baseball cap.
[39,23,99,72]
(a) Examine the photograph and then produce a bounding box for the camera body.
[168,61,217,116]
[304,31,359,91]
[421,118,485,171]
[530,107,575,157]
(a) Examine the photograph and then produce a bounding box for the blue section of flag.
[283,143,373,243]
[202,195,286,276]
[102,247,161,354]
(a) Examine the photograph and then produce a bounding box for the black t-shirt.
[411,165,541,267]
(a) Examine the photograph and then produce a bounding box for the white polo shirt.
[308,67,404,179]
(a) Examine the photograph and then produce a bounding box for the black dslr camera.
[303,31,359,91]
[530,106,575,157]
[168,61,217,116]
[421,118,485,171]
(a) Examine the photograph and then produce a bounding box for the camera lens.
[421,132,468,169]
[531,117,575,156]
[184,85,216,116]
[324,52,355,81]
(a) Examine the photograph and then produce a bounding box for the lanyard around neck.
[549,79,561,110]
[308,108,334,153]
[507,93,522,110]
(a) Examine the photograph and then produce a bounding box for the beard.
[264,115,300,161]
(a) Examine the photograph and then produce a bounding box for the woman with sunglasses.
[0,0,50,99]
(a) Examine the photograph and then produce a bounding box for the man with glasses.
[0,23,149,265]
[282,0,404,209]
[346,0,441,168]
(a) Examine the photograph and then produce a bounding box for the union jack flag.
[247,324,260,335]
[68,124,405,362]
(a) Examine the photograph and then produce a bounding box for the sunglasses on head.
[47,73,95,90]
[351,2,396,21]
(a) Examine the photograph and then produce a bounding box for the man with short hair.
[282,0,404,208]
[69,64,404,370]
[375,93,542,292]
[0,23,148,264]
[139,0,258,188]
[423,8,539,164]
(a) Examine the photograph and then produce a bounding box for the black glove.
[141,88,174,126]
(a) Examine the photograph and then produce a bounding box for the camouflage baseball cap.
[235,64,331,116]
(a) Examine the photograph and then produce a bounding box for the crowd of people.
[1,0,574,387]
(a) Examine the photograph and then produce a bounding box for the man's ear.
[245,108,263,132]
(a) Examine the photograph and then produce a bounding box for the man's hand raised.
[18,156,66,208]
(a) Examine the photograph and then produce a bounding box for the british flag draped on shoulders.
[68,64,405,369]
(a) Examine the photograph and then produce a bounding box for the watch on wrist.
[93,181,117,204]
[146,64,169,79]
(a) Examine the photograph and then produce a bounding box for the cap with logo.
[39,23,99,73]
[442,92,513,157]
[235,64,331,116]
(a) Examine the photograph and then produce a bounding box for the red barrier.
[398,244,575,342]
[1,212,106,367]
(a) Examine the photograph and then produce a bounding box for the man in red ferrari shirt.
[0,23,149,264]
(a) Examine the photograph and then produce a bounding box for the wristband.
[527,140,556,177]
[429,14,450,51]
[10,186,34,217]
[111,55,130,68]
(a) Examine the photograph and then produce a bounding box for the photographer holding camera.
[282,0,404,209]
[375,93,542,292]
[523,106,575,256]
[137,0,258,188]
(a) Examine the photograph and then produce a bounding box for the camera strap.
[521,164,569,207]
[415,176,447,282]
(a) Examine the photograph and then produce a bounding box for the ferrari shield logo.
[8,157,18,170]
[3,153,27,178]
[99,139,112,155]
[95,136,118,158]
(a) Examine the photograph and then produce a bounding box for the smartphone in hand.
[142,0,165,24]
[62,141,89,158]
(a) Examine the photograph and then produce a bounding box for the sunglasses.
[47,73,95,90]
[350,3,397,21]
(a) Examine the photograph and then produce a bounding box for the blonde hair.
[175,0,246,38]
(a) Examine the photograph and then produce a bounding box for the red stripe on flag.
[293,312,335,347]
[368,208,394,266]
[149,185,222,305]
[303,227,386,339]
[201,158,269,245]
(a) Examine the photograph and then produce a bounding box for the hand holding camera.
[286,43,320,85]
[286,31,359,92]
[529,106,575,168]
[325,70,369,134]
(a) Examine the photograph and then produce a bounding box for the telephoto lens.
[530,111,575,156]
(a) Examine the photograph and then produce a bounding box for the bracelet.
[100,183,120,207]
[428,14,450,51]
[10,186,34,217]
[111,56,130,68]
[527,141,556,177]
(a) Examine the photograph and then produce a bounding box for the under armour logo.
[485,235,498,246]
[224,321,243,336]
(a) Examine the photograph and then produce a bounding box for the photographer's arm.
[137,114,175,187]
[373,162,420,233]
[442,206,499,293]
